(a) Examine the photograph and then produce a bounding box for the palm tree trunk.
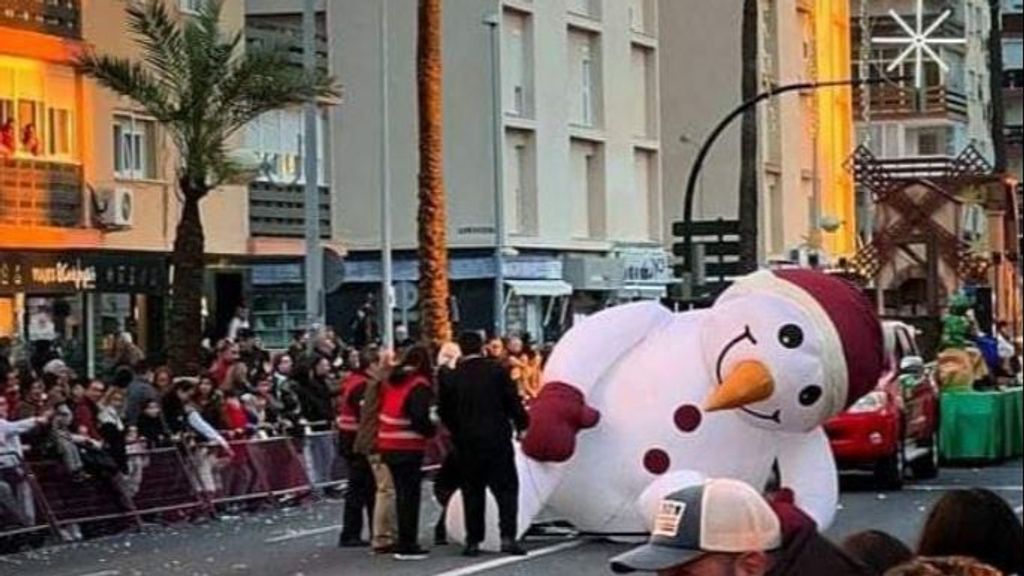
[416,0,452,345]
[167,184,206,372]
[738,0,760,273]
[988,0,1007,173]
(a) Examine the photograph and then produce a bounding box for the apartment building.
[329,0,669,340]
[1004,0,1023,182]
[0,0,316,371]
[660,0,858,271]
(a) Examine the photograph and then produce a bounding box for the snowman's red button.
[643,449,671,475]
[674,405,703,433]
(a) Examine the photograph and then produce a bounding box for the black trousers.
[383,452,425,550]
[340,453,376,542]
[460,444,518,545]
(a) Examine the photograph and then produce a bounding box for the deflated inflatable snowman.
[447,269,884,550]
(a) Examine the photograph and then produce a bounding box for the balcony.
[248,181,331,239]
[853,85,968,121]
[0,157,83,228]
[1007,125,1023,147]
[0,0,81,39]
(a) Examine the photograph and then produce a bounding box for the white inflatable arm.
[775,427,839,529]
[543,301,674,396]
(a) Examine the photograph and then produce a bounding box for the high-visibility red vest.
[337,373,368,434]
[377,375,430,453]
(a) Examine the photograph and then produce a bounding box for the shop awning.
[506,279,573,297]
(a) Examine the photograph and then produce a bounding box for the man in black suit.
[439,331,530,557]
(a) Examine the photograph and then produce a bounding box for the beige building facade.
[328,0,670,339]
[659,0,858,277]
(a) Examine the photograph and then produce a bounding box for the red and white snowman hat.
[719,269,885,418]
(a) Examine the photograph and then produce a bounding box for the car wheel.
[874,449,905,490]
[911,435,940,480]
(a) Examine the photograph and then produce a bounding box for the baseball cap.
[610,479,783,573]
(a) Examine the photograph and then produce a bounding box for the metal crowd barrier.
[0,428,451,548]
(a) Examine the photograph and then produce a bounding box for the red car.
[824,321,940,489]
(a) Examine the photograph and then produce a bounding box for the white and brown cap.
[610,479,782,573]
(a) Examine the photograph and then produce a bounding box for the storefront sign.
[29,259,97,290]
[617,248,673,286]
[340,255,564,285]
[0,252,168,295]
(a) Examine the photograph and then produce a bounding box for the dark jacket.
[124,378,159,427]
[439,356,529,451]
[296,375,334,432]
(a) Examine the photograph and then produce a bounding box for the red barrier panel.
[0,457,56,541]
[30,446,205,528]
[246,437,311,497]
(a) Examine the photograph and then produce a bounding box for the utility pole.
[484,12,506,336]
[380,0,395,350]
[302,0,323,333]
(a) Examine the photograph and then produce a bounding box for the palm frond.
[125,0,188,100]
[75,51,174,122]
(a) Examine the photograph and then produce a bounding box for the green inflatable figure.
[940,291,973,351]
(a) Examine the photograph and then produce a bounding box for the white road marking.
[1015,505,1023,515]
[429,540,585,576]
[265,524,342,544]
[76,571,121,576]
[905,485,1023,493]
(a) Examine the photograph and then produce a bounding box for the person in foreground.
[609,479,781,576]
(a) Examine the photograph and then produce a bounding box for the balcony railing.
[0,0,81,39]
[248,181,331,239]
[853,85,968,121]
[0,157,83,228]
[1007,125,1024,147]
[860,155,964,180]
[244,20,329,74]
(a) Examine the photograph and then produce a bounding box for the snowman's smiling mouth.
[714,326,782,424]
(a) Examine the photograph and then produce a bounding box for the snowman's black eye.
[779,324,804,349]
[799,385,823,406]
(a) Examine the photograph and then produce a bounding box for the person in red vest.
[377,344,436,561]
[337,346,381,548]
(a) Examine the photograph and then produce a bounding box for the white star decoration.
[872,0,966,89]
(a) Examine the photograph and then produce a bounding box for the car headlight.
[849,391,888,414]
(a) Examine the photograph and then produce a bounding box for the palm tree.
[76,0,337,371]
[738,0,760,273]
[416,0,453,344]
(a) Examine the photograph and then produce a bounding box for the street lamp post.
[302,0,323,332]
[678,77,903,277]
[380,0,395,350]
[484,12,506,337]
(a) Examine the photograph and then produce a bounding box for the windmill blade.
[915,45,924,90]
[873,37,914,44]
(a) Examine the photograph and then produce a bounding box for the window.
[567,0,597,18]
[503,11,531,117]
[244,108,326,186]
[631,46,654,138]
[570,139,602,238]
[633,148,656,240]
[505,130,535,236]
[47,108,71,157]
[917,131,940,156]
[628,0,650,33]
[568,31,601,128]
[0,57,78,162]
[113,114,156,180]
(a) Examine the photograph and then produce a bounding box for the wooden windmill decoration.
[845,145,994,283]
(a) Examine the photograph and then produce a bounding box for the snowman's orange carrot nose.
[704,361,775,412]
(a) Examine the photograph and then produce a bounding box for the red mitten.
[768,488,819,542]
[522,382,601,463]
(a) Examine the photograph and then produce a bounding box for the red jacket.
[73,399,100,439]
[377,375,433,453]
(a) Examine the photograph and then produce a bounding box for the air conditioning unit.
[98,187,135,228]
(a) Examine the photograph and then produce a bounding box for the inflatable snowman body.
[447,269,883,550]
